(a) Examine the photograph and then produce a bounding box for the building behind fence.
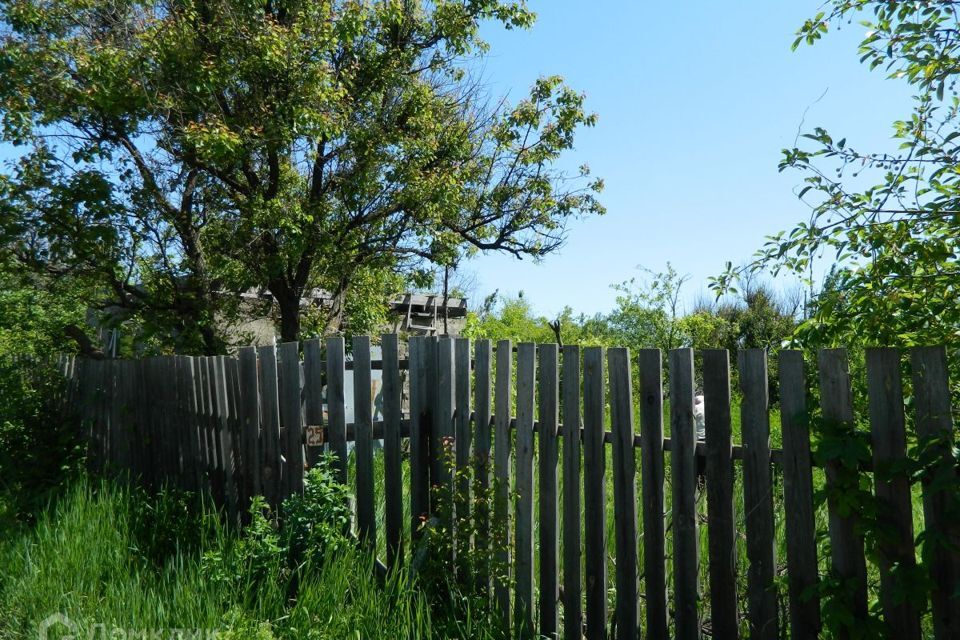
[61,336,959,640]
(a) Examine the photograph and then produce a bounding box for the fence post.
[302,337,323,470]
[670,348,700,640]
[238,347,261,507]
[583,346,608,640]
[703,349,738,639]
[278,342,304,496]
[865,347,921,639]
[473,338,493,592]
[494,339,513,633]
[382,334,403,569]
[326,337,348,486]
[910,346,960,640]
[455,337,473,565]
[538,343,560,640]
[215,356,238,521]
[609,347,638,640]
[409,336,431,542]
[817,349,869,630]
[514,342,536,639]
[257,345,282,509]
[561,345,583,640]
[638,349,667,640]
[353,335,376,548]
[779,351,821,639]
[739,349,777,640]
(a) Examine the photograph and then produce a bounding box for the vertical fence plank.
[191,357,209,496]
[609,348,638,640]
[865,348,921,639]
[177,357,190,485]
[778,351,820,640]
[353,335,376,548]
[326,337,348,486]
[739,349,778,640]
[148,358,163,490]
[703,349,738,640]
[382,333,403,568]
[474,338,493,586]
[409,336,431,541]
[107,360,124,473]
[258,345,282,508]
[455,337,473,559]
[514,343,536,639]
[435,337,456,546]
[561,346,583,640]
[203,357,220,501]
[817,349,869,626]
[215,356,238,519]
[539,343,560,640]
[583,346,608,640]
[638,349,667,640]
[279,342,304,496]
[494,339,513,631]
[201,358,223,505]
[910,346,960,640]
[238,347,261,506]
[228,357,246,509]
[432,338,454,521]
[121,359,140,482]
[302,337,323,470]
[670,348,700,640]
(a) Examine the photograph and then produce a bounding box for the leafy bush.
[0,359,83,529]
[201,455,352,596]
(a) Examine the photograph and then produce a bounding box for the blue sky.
[464,0,914,317]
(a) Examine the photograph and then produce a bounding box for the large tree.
[0,0,603,352]
[716,1,960,348]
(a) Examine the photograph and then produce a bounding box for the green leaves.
[0,0,601,346]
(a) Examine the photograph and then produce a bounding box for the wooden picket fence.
[61,336,959,640]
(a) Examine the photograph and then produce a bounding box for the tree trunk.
[271,279,302,343]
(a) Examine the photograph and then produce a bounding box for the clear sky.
[463,0,914,317]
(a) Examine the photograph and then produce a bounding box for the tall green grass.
[0,478,499,640]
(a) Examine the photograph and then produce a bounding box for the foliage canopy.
[0,0,603,351]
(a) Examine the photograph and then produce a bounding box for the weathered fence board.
[582,346,608,640]
[326,337,348,486]
[778,351,821,640]
[638,348,668,640]
[238,348,261,509]
[538,343,560,640]
[382,333,403,569]
[302,337,323,470]
[353,336,376,548]
[493,339,513,631]
[514,343,536,639]
[608,347,638,640]
[561,345,583,640]
[473,338,493,589]
[817,349,869,627]
[408,336,430,542]
[257,345,282,508]
[670,348,700,640]
[703,349,738,640]
[910,346,960,640]
[278,343,304,496]
[739,349,777,640]
[865,348,921,639]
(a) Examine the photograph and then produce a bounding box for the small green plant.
[201,454,352,595]
[281,455,353,570]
